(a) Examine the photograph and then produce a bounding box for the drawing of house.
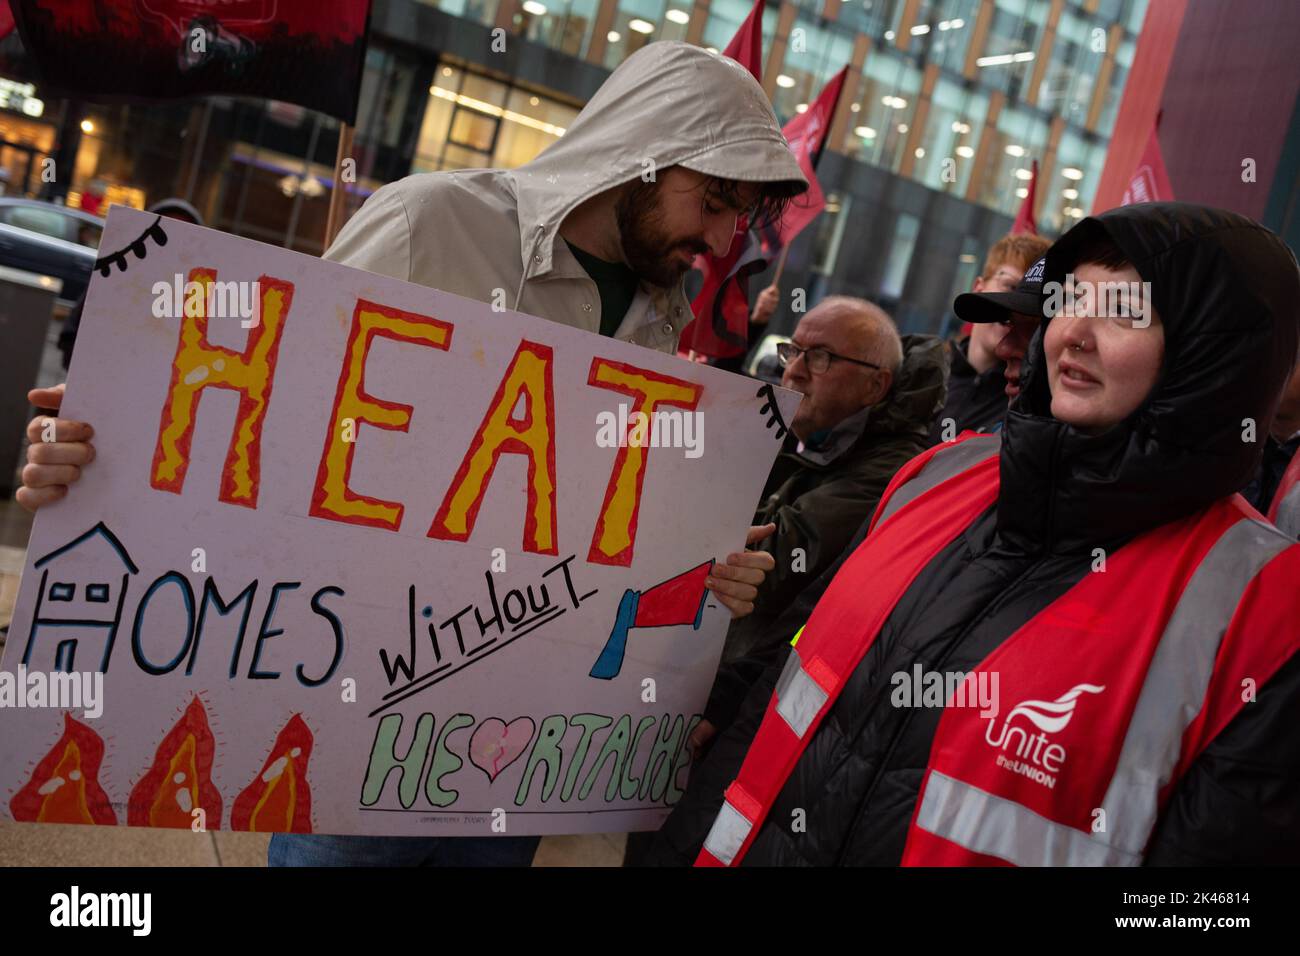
[22,522,139,673]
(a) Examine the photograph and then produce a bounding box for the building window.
[975,0,1047,99]
[811,192,851,277]
[414,64,578,173]
[835,0,907,42]
[772,15,855,125]
[912,0,979,73]
[913,77,987,194]
[603,0,693,70]
[1040,128,1102,234]
[416,0,504,28]
[1037,10,1104,124]
[1096,34,1135,136]
[843,49,922,174]
[880,211,920,301]
[973,104,1047,216]
[518,0,601,57]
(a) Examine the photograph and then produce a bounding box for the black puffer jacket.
[926,337,1007,445]
[646,203,1300,866]
[721,334,946,665]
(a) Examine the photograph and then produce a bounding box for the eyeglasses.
[777,341,882,375]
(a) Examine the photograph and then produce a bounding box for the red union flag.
[758,66,847,257]
[1121,122,1174,206]
[723,0,764,83]
[10,0,372,123]
[678,0,768,359]
[1012,159,1038,235]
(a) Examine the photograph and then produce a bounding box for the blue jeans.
[268,833,541,867]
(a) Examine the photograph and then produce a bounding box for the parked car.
[0,198,103,307]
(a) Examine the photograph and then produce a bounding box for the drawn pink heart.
[469,717,536,783]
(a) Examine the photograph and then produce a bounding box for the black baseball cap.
[954,256,1046,324]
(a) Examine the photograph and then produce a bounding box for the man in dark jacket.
[694,261,1043,746]
[929,233,1050,444]
[722,296,946,665]
[647,202,1300,866]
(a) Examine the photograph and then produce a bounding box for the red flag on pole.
[1121,120,1174,206]
[681,65,847,358]
[757,66,847,258]
[1012,158,1038,235]
[723,0,765,83]
[677,0,769,359]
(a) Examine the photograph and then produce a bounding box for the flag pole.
[324,123,355,250]
[771,244,792,284]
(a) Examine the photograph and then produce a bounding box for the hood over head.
[870,333,949,439]
[509,41,808,281]
[147,197,204,226]
[999,201,1300,552]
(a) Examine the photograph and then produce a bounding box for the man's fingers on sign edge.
[705,574,758,602]
[26,416,93,444]
[22,463,81,487]
[28,384,66,410]
[27,440,95,466]
[716,593,755,619]
[15,485,68,513]
[726,550,775,571]
[710,562,765,588]
[745,522,777,546]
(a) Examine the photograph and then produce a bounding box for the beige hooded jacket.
[323,41,807,354]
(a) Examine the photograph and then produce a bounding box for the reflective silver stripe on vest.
[915,516,1293,865]
[775,651,828,738]
[1099,517,1292,857]
[916,771,1141,866]
[876,435,1001,528]
[702,798,753,866]
[1275,483,1300,539]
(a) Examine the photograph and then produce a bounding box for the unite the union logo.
[983,682,1106,789]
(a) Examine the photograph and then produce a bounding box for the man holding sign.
[14,42,806,867]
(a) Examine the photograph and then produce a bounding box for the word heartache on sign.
[149,269,705,569]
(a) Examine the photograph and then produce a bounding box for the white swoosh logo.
[1003,683,1106,734]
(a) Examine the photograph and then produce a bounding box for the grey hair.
[819,295,903,376]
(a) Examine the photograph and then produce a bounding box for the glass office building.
[0,0,1148,336]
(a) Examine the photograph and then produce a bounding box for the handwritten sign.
[0,206,799,836]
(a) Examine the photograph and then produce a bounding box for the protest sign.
[0,206,799,836]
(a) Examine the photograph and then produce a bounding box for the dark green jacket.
[723,334,947,664]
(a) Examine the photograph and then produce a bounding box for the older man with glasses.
[703,296,947,726]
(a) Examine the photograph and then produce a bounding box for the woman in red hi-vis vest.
[645,202,1300,867]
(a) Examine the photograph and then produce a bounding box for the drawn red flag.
[589,560,713,679]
